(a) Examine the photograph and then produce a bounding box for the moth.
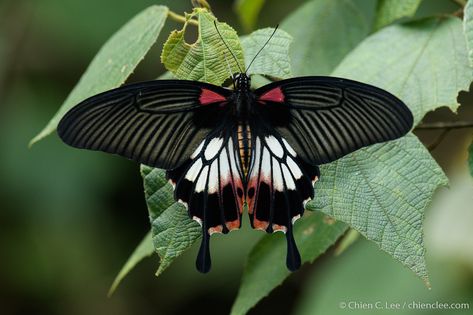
[57,27,413,273]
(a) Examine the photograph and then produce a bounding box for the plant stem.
[427,128,452,151]
[168,11,199,26]
[415,121,473,130]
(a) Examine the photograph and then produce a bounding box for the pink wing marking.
[258,87,285,103]
[199,89,227,105]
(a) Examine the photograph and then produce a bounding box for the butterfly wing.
[167,124,245,273]
[246,121,320,271]
[247,76,413,270]
[58,80,232,169]
[254,76,413,165]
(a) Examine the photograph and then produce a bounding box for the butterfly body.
[58,73,413,273]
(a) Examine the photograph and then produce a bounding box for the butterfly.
[57,27,413,273]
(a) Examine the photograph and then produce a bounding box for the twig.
[168,11,199,26]
[427,128,452,151]
[415,121,473,130]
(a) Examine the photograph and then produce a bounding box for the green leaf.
[310,134,445,286]
[141,166,201,276]
[280,0,370,76]
[294,239,438,315]
[334,17,471,124]
[29,5,169,146]
[334,229,360,256]
[234,0,266,32]
[374,0,422,30]
[469,141,473,177]
[464,0,473,66]
[161,8,245,86]
[108,231,154,296]
[230,212,347,315]
[241,28,292,79]
[308,17,472,285]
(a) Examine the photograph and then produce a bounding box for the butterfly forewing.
[58,80,232,169]
[254,76,413,165]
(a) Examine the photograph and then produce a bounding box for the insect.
[57,25,413,273]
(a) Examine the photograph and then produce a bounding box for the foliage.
[32,0,473,313]
[30,5,169,146]
[374,0,422,29]
[234,0,266,32]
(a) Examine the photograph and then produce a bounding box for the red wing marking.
[199,89,227,105]
[258,87,285,103]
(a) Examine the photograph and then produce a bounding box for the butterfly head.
[234,73,251,91]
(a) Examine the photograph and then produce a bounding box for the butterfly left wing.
[167,126,245,273]
[245,122,320,271]
[253,76,413,165]
[247,76,413,271]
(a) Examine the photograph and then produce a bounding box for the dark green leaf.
[30,5,169,146]
[234,0,266,32]
[230,212,347,315]
[280,0,370,75]
[108,232,154,296]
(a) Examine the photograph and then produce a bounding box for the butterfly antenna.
[214,21,243,73]
[223,52,237,89]
[246,25,279,74]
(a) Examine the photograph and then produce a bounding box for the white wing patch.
[169,135,244,234]
[265,135,284,158]
[260,136,303,192]
[204,137,223,160]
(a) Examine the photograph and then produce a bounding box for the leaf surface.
[311,17,472,284]
[374,0,422,29]
[230,212,347,315]
[141,166,201,276]
[280,0,370,75]
[241,28,292,79]
[161,8,244,85]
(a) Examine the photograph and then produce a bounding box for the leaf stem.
[427,128,452,151]
[415,121,473,130]
[168,11,199,26]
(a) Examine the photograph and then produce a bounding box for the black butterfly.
[57,29,413,273]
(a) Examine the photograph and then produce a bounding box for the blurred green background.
[1,0,472,314]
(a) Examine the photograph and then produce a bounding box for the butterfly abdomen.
[237,121,252,178]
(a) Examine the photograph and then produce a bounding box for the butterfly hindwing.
[246,123,320,270]
[254,76,413,165]
[167,127,244,273]
[58,80,232,169]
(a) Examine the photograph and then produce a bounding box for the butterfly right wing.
[58,80,232,170]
